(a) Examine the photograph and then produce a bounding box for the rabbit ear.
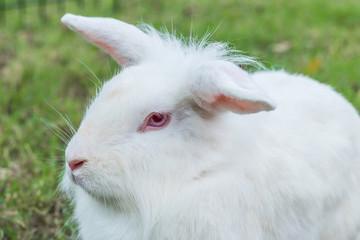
[191,61,276,114]
[61,13,150,67]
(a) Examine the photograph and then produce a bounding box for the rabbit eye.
[138,112,171,132]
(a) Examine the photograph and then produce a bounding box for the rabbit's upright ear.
[191,61,276,114]
[61,13,150,67]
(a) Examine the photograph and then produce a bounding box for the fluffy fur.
[61,13,360,240]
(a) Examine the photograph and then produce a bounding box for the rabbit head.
[61,14,276,210]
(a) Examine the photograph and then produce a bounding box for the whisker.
[42,119,71,145]
[44,101,77,138]
[44,118,71,139]
[64,113,77,136]
[77,59,102,88]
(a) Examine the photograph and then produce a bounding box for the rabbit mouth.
[68,169,86,187]
[69,173,96,197]
[71,173,82,184]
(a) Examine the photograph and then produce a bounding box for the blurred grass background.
[0,0,359,239]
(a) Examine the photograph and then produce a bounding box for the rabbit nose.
[68,159,87,171]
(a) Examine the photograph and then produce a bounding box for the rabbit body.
[61,14,360,240]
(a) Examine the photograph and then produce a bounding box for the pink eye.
[138,112,171,132]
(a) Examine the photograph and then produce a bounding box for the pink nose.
[68,159,86,171]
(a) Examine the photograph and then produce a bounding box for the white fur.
[61,14,360,240]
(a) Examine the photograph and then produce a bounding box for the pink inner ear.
[211,94,266,114]
[92,39,127,66]
[78,29,128,66]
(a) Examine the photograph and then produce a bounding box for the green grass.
[1,0,359,238]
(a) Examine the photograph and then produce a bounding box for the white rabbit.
[60,13,360,240]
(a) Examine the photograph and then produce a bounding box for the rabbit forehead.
[102,64,189,106]
[79,65,190,133]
